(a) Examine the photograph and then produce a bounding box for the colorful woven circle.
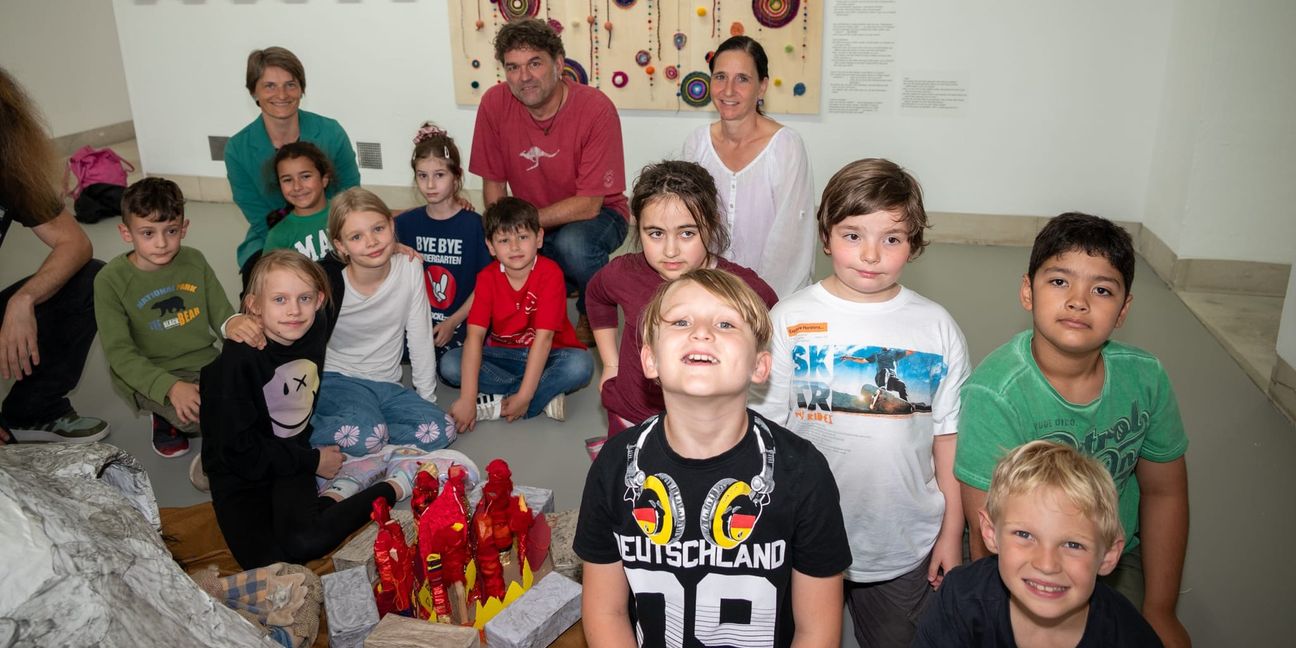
[793,82,807,96]
[635,50,652,67]
[613,0,637,6]
[547,18,564,34]
[501,0,539,21]
[562,58,589,85]
[612,71,630,88]
[681,71,710,107]
[664,65,679,80]
[752,0,799,28]
[673,32,687,49]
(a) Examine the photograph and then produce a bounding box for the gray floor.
[2,200,1293,646]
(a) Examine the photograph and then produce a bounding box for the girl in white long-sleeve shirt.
[309,188,457,458]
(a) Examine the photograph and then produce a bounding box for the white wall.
[0,0,132,137]
[1281,265,1296,368]
[1143,0,1296,264]
[112,0,1170,220]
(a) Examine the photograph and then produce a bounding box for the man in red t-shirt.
[470,18,629,342]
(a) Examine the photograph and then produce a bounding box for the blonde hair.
[986,440,1123,549]
[242,249,331,313]
[326,187,393,262]
[640,268,772,351]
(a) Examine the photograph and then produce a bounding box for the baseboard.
[1271,356,1296,425]
[141,176,1296,297]
[1138,227,1290,297]
[51,121,135,157]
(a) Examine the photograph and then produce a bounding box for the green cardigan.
[224,110,361,267]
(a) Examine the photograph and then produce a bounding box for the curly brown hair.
[493,18,565,64]
[0,67,61,224]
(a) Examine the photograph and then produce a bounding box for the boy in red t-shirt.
[444,197,594,429]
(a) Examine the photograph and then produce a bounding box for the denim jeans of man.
[540,206,628,314]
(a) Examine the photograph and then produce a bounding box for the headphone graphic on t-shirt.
[623,414,776,549]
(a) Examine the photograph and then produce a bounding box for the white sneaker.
[476,394,502,422]
[188,452,210,492]
[543,394,565,421]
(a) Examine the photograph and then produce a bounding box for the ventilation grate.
[356,142,383,170]
[208,136,229,161]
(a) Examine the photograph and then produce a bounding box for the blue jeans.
[310,373,457,457]
[441,346,593,419]
[541,207,628,314]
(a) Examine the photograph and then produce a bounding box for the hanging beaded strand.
[802,0,809,70]
[656,0,662,59]
[592,0,602,86]
[646,0,653,63]
[605,0,612,49]
[493,0,502,85]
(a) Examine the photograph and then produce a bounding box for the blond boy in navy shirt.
[916,440,1162,647]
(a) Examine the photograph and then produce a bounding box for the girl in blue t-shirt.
[394,123,491,384]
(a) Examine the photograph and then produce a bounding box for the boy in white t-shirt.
[753,158,971,647]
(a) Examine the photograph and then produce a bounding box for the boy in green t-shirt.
[954,212,1190,647]
[94,178,255,465]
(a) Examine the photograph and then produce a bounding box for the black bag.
[73,183,125,224]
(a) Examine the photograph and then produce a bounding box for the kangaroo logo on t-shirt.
[519,146,559,171]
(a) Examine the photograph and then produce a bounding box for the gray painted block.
[545,510,582,583]
[323,567,380,648]
[483,572,582,648]
[363,614,480,648]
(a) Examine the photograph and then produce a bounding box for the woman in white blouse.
[683,35,816,297]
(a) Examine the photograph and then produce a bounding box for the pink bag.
[64,146,134,199]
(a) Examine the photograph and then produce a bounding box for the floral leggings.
[308,372,456,457]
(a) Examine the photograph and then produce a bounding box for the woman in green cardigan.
[224,46,361,276]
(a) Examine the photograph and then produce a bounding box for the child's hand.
[450,397,477,432]
[1144,609,1191,648]
[432,320,457,347]
[226,314,266,349]
[167,381,202,425]
[316,445,344,478]
[927,533,963,590]
[395,243,421,262]
[501,393,531,422]
[598,365,618,393]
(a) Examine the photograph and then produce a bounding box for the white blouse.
[684,124,816,298]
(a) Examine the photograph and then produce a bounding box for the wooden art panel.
[448,0,823,114]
